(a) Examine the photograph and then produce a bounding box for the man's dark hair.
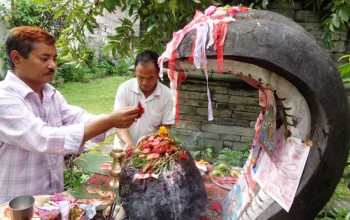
[5,26,56,70]
[134,50,160,73]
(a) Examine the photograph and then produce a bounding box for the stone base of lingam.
[119,152,207,220]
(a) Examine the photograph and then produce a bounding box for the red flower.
[179,153,187,160]
[200,217,209,220]
[137,102,145,119]
[211,201,222,213]
[160,146,167,153]
[151,148,160,154]
[126,149,133,157]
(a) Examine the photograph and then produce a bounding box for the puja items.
[8,195,35,220]
[119,126,207,220]
[108,148,126,188]
[36,194,84,220]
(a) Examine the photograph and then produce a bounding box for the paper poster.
[254,136,310,211]
[257,89,277,158]
[222,173,252,220]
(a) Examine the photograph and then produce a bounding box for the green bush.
[214,145,250,168]
[54,50,133,83]
[0,47,8,74]
[192,145,214,162]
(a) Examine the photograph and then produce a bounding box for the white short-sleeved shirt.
[113,78,174,149]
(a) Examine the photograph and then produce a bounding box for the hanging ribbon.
[158,6,250,125]
[213,21,229,73]
[175,72,186,126]
[203,69,214,121]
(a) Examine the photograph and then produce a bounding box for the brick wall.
[170,73,259,153]
[267,2,349,67]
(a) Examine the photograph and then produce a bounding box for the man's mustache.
[47,69,55,74]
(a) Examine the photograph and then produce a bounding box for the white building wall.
[85,8,140,57]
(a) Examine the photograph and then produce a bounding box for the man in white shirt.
[114,50,174,150]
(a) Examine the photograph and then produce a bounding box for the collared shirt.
[113,78,174,148]
[0,71,104,203]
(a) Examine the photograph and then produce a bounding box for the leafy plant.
[214,145,250,168]
[316,184,350,219]
[63,154,92,191]
[321,1,350,50]
[190,136,214,162]
[54,46,133,83]
[193,145,214,161]
[0,0,58,35]
[316,151,350,219]
[1,0,347,65]
[0,47,8,75]
[337,55,350,84]
[64,168,91,191]
[26,0,224,63]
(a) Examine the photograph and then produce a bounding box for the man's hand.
[109,106,140,128]
[124,143,136,151]
[137,135,151,145]
[83,106,139,143]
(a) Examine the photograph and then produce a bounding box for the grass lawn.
[56,75,131,114]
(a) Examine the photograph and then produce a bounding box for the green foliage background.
[2,0,349,66]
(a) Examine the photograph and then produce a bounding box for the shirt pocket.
[47,107,63,127]
[149,110,162,128]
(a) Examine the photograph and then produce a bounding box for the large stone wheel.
[163,9,350,220]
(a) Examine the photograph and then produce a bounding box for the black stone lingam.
[119,151,207,220]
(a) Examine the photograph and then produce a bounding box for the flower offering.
[126,126,187,176]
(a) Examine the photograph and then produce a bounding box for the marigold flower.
[159,126,168,138]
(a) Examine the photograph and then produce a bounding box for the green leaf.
[33,0,46,4]
[121,5,127,11]
[73,153,112,175]
[86,22,94,34]
[162,14,168,23]
[332,14,341,28]
[338,63,350,76]
[338,9,350,22]
[147,23,159,32]
[338,55,350,62]
[53,6,65,19]
[262,0,269,9]
[193,0,201,3]
[157,0,166,3]
[169,0,177,20]
[343,4,350,17]
[61,27,73,35]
